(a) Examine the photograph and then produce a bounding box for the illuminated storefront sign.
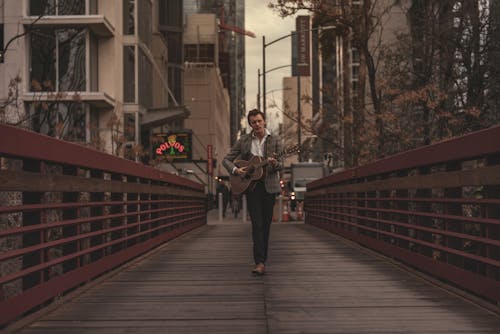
[152,132,192,161]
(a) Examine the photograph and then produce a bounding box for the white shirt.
[251,129,271,157]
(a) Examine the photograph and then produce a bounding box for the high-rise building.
[183,0,247,144]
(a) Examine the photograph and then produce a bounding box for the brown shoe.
[252,263,265,275]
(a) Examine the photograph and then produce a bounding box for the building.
[184,0,247,144]
[0,0,188,161]
[182,14,231,194]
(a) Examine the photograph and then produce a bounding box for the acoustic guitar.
[230,144,300,195]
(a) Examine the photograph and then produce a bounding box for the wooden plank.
[9,222,500,334]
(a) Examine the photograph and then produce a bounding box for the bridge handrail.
[0,124,207,327]
[306,125,500,304]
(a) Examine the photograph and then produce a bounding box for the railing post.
[218,192,223,222]
[242,194,247,222]
[278,195,283,223]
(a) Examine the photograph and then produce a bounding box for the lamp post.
[262,25,336,161]
[257,64,292,112]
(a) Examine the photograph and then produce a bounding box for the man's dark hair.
[247,109,265,124]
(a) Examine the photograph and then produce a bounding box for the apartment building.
[0,0,187,161]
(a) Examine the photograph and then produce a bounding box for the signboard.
[207,144,213,176]
[152,131,192,161]
[296,15,310,76]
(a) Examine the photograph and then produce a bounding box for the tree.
[270,1,500,166]
[269,0,403,165]
[382,0,497,151]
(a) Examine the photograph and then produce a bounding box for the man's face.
[249,114,266,136]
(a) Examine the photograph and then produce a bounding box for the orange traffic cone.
[296,201,304,220]
[282,202,290,222]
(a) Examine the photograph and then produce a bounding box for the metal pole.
[297,70,302,162]
[242,194,247,222]
[262,36,266,115]
[218,192,223,222]
[257,68,261,111]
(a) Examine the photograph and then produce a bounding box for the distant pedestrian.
[231,193,241,218]
[216,179,230,217]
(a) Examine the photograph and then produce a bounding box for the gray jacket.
[222,132,283,194]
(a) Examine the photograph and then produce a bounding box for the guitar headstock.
[282,144,300,157]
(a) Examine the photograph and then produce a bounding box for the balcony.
[22,15,115,37]
[23,91,115,110]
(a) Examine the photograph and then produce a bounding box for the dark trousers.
[246,180,276,265]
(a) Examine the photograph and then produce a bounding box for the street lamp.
[257,64,292,111]
[262,25,336,161]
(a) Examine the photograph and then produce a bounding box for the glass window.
[138,49,153,108]
[57,0,85,15]
[89,34,99,91]
[26,102,86,142]
[123,46,135,102]
[30,0,56,16]
[30,0,85,16]
[168,67,182,105]
[0,24,4,63]
[124,113,136,141]
[159,0,182,27]
[30,27,86,92]
[123,0,135,35]
[352,65,359,79]
[58,28,86,91]
[138,0,152,47]
[352,80,359,93]
[351,48,360,63]
[89,0,98,14]
[30,28,57,91]
[184,44,215,63]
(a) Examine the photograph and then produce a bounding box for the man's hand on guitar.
[234,167,247,176]
[267,156,279,168]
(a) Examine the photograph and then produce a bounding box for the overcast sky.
[244,2,297,132]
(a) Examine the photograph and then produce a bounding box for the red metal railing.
[306,126,500,303]
[0,124,207,326]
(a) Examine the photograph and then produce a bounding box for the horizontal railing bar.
[0,214,204,285]
[309,125,500,189]
[0,210,204,263]
[0,170,205,198]
[309,213,500,268]
[0,204,205,238]
[311,208,500,247]
[0,198,202,214]
[308,165,500,195]
[315,196,500,205]
[316,204,500,226]
[0,124,203,191]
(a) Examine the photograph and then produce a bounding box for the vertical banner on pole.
[207,144,213,176]
[296,15,310,76]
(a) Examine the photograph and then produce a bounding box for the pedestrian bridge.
[1,124,500,333]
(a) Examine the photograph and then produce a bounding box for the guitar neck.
[258,151,288,168]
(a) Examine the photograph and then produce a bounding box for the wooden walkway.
[7,216,500,333]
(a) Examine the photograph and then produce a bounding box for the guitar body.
[230,156,264,195]
[228,144,300,196]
